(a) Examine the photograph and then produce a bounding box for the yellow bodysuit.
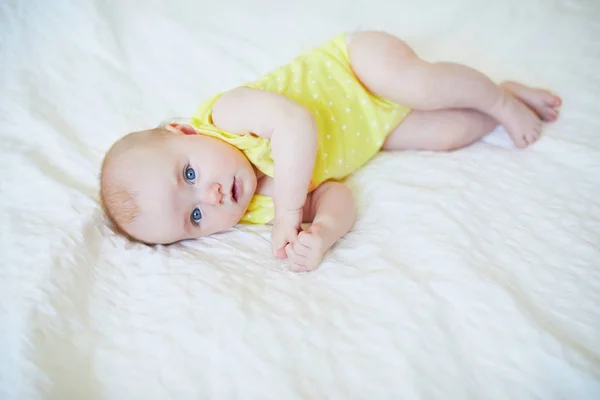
[190,32,411,224]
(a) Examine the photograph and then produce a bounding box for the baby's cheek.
[223,208,245,229]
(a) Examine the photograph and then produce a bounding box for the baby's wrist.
[274,200,304,219]
[274,208,303,229]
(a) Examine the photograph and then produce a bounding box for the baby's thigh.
[347,31,418,94]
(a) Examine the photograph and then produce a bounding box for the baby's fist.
[284,225,327,272]
[271,209,303,259]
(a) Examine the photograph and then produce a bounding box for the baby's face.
[118,125,257,244]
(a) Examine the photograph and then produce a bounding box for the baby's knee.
[349,30,416,60]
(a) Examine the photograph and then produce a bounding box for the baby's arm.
[284,181,355,272]
[212,87,317,255]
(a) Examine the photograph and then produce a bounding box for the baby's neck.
[252,165,274,197]
[253,165,265,180]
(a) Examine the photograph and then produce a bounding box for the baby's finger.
[286,227,300,243]
[298,231,323,254]
[272,239,287,259]
[272,238,287,258]
[292,240,311,257]
[271,231,288,258]
[275,246,287,259]
[285,244,306,272]
[297,231,315,247]
[284,243,298,260]
[290,263,308,273]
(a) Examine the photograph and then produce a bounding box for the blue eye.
[185,166,196,183]
[191,207,202,224]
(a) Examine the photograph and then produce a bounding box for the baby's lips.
[168,123,197,135]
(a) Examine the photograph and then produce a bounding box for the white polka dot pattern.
[190,32,410,225]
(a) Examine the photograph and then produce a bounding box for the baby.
[100,30,561,272]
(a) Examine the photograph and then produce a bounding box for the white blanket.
[1,0,599,398]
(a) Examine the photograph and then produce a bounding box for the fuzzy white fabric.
[1,0,599,398]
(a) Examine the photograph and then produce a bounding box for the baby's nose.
[202,182,223,205]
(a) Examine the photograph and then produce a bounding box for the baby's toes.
[527,134,538,145]
[539,90,561,107]
[526,127,542,145]
[545,108,559,122]
[545,95,562,119]
[512,134,529,149]
[540,102,559,122]
[549,94,562,107]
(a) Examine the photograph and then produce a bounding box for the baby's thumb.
[272,236,287,259]
[275,246,287,259]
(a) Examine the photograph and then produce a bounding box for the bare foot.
[501,81,562,122]
[488,90,543,148]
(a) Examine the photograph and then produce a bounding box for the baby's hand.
[284,224,327,272]
[271,209,303,259]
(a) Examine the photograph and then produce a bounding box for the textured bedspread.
[1,0,599,398]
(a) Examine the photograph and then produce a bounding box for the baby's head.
[100,123,257,244]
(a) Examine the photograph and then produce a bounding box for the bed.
[1,0,599,398]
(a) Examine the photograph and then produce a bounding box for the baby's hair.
[99,127,173,241]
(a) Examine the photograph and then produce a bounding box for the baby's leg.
[348,31,544,148]
[382,81,562,151]
[383,108,496,151]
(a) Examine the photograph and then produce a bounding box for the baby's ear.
[166,123,197,135]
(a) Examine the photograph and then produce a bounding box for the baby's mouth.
[231,177,240,204]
